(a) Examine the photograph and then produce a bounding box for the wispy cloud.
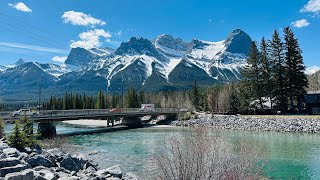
[0,42,68,54]
[8,2,32,13]
[52,56,67,63]
[115,30,122,37]
[291,19,310,28]
[70,29,112,49]
[62,11,106,27]
[300,0,320,15]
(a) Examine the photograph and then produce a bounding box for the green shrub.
[0,118,4,139]
[8,121,28,151]
[8,119,40,151]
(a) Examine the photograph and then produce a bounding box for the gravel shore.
[171,114,320,133]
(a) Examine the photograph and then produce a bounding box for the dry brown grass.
[153,127,267,180]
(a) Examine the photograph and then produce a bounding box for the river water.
[4,123,320,179]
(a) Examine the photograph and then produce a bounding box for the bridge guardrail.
[1,108,184,120]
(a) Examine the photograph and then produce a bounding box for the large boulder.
[59,155,80,172]
[34,168,57,180]
[0,163,31,177]
[0,142,10,152]
[94,165,122,179]
[2,148,20,158]
[43,148,66,163]
[27,155,54,168]
[4,169,34,180]
[123,172,139,180]
[0,158,22,168]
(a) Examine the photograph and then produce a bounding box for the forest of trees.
[41,27,307,115]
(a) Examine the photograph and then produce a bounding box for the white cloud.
[301,0,320,14]
[62,11,106,27]
[70,29,112,49]
[8,2,32,13]
[291,19,310,28]
[0,41,68,53]
[52,56,67,63]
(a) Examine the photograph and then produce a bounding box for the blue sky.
[0,0,319,67]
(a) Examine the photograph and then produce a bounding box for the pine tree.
[229,85,240,114]
[284,27,308,110]
[270,30,287,113]
[191,80,200,111]
[8,121,27,151]
[260,37,273,110]
[242,41,265,110]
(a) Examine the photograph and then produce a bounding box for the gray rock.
[0,158,21,168]
[123,172,139,180]
[27,155,54,168]
[4,169,33,180]
[95,165,122,179]
[0,163,31,177]
[59,156,80,172]
[2,148,20,158]
[57,177,79,180]
[18,152,28,161]
[0,143,9,152]
[34,169,57,180]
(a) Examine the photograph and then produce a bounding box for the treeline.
[240,26,308,113]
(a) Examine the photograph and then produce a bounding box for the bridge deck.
[1,108,184,122]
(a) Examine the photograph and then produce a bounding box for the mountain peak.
[155,34,189,56]
[114,37,161,58]
[224,28,252,55]
[15,59,26,66]
[65,47,98,67]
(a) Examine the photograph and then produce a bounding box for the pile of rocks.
[0,139,139,180]
[172,115,320,133]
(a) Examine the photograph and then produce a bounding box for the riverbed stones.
[0,139,139,180]
[0,158,21,168]
[4,169,34,180]
[123,172,139,180]
[27,155,54,168]
[172,115,320,133]
[0,163,31,177]
[95,165,122,179]
[2,148,20,158]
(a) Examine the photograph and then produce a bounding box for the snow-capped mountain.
[0,29,253,100]
[305,66,320,75]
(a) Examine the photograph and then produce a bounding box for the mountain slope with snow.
[0,29,259,100]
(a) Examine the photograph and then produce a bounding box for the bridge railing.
[38,109,111,117]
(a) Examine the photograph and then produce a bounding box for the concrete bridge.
[1,108,184,138]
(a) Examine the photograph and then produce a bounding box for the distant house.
[304,94,320,114]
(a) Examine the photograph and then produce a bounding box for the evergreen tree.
[284,27,308,110]
[21,118,39,148]
[242,41,265,110]
[191,80,200,111]
[269,30,287,113]
[8,121,27,151]
[260,37,273,110]
[229,85,240,114]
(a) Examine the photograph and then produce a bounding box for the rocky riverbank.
[0,139,139,180]
[172,115,320,133]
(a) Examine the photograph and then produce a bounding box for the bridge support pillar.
[37,122,56,138]
[156,114,178,125]
[107,118,115,127]
[121,117,143,128]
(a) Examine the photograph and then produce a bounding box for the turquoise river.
[5,123,320,179]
